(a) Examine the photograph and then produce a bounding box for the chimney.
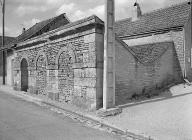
[22,28,26,34]
[132,1,142,21]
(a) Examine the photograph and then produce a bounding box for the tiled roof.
[0,36,16,48]
[19,15,104,43]
[17,13,70,42]
[115,2,191,38]
[129,42,172,65]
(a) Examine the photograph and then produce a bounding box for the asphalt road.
[0,91,122,140]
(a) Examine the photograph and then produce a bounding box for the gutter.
[183,27,187,79]
[118,26,184,40]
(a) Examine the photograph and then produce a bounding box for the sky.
[0,0,188,37]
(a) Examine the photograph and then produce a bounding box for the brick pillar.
[103,0,116,109]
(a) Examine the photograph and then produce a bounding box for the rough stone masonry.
[13,16,104,111]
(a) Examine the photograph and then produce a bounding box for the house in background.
[114,1,192,105]
[0,36,16,84]
[3,1,192,110]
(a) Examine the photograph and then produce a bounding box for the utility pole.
[1,0,5,85]
[98,0,121,116]
[190,0,192,76]
[103,0,116,110]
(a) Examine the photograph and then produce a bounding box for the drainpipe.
[183,27,187,79]
[1,0,6,85]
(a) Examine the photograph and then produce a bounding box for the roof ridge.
[16,15,103,44]
[17,13,68,42]
[22,17,53,35]
[115,1,190,38]
[26,13,66,31]
[22,17,54,39]
[23,14,64,40]
[115,1,190,23]
[48,15,103,33]
[143,1,190,16]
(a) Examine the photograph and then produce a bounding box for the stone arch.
[56,47,75,102]
[20,58,28,92]
[35,51,48,95]
[55,46,76,68]
[35,51,48,70]
[19,55,29,68]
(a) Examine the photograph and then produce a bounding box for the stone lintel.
[73,63,96,69]
[47,65,58,70]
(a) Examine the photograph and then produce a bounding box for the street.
[0,91,122,140]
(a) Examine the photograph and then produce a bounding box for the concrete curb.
[42,101,151,140]
[0,86,152,140]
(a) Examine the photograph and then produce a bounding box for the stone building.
[4,1,192,110]
[8,14,104,110]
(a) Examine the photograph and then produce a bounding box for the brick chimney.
[132,1,142,21]
[22,28,26,34]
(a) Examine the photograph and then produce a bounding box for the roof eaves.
[25,15,102,42]
[17,13,70,43]
[63,13,71,23]
[14,15,103,49]
[118,26,184,39]
[21,17,56,42]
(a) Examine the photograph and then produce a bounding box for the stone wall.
[13,27,104,110]
[115,40,183,105]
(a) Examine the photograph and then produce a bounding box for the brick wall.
[115,40,183,105]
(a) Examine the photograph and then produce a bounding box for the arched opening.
[58,50,74,102]
[36,54,47,95]
[20,58,28,92]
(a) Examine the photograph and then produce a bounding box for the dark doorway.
[21,58,28,92]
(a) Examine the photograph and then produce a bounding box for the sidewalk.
[0,85,150,140]
[1,84,191,140]
[105,84,192,140]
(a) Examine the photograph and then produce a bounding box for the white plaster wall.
[6,53,15,86]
